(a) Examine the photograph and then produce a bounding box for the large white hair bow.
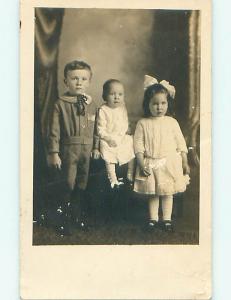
[144,75,176,99]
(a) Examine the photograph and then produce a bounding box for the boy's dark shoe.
[55,224,72,236]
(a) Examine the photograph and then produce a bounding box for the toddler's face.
[149,93,168,117]
[65,69,91,95]
[105,82,125,109]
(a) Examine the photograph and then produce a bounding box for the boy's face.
[105,82,125,109]
[149,93,168,117]
[65,69,91,95]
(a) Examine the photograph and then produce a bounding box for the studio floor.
[33,166,199,245]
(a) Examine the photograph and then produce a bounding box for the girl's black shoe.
[162,220,174,232]
[144,220,159,231]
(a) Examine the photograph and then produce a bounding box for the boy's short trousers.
[61,143,93,191]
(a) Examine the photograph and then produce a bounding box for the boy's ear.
[64,78,67,85]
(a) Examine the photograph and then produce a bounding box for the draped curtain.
[33,8,64,216]
[187,10,201,166]
[34,8,64,139]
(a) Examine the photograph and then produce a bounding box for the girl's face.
[105,82,125,109]
[149,92,168,117]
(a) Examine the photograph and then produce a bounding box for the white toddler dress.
[97,104,135,165]
[133,116,189,195]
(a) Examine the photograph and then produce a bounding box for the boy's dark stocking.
[70,188,89,230]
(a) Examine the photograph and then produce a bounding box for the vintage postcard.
[20,0,211,299]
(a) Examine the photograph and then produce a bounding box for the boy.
[47,60,100,235]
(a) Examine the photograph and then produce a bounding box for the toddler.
[97,79,135,189]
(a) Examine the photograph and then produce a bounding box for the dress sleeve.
[134,120,145,154]
[47,102,61,153]
[97,107,108,139]
[173,120,188,153]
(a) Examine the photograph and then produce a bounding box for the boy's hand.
[182,162,190,175]
[47,153,62,169]
[91,149,101,160]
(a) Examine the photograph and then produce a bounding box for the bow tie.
[75,94,88,116]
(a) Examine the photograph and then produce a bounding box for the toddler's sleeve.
[93,108,100,150]
[47,102,61,153]
[173,120,188,153]
[97,108,108,139]
[134,121,145,154]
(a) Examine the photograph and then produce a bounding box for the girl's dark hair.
[102,79,122,101]
[143,83,175,117]
[64,60,92,78]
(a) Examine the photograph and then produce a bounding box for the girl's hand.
[47,153,62,169]
[181,152,190,175]
[91,149,101,160]
[140,165,151,177]
[182,162,190,175]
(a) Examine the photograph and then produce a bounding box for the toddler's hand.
[91,149,101,160]
[182,162,190,175]
[47,153,62,169]
[106,138,117,147]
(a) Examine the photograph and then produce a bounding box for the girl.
[97,79,135,189]
[133,75,190,231]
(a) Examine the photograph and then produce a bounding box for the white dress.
[133,116,189,195]
[97,104,135,165]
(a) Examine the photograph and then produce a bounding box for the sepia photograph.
[33,7,200,245]
[20,1,211,299]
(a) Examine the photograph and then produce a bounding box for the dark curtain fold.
[151,10,200,166]
[33,8,64,217]
[34,8,64,139]
[186,10,200,166]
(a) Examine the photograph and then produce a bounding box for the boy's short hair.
[64,60,92,78]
